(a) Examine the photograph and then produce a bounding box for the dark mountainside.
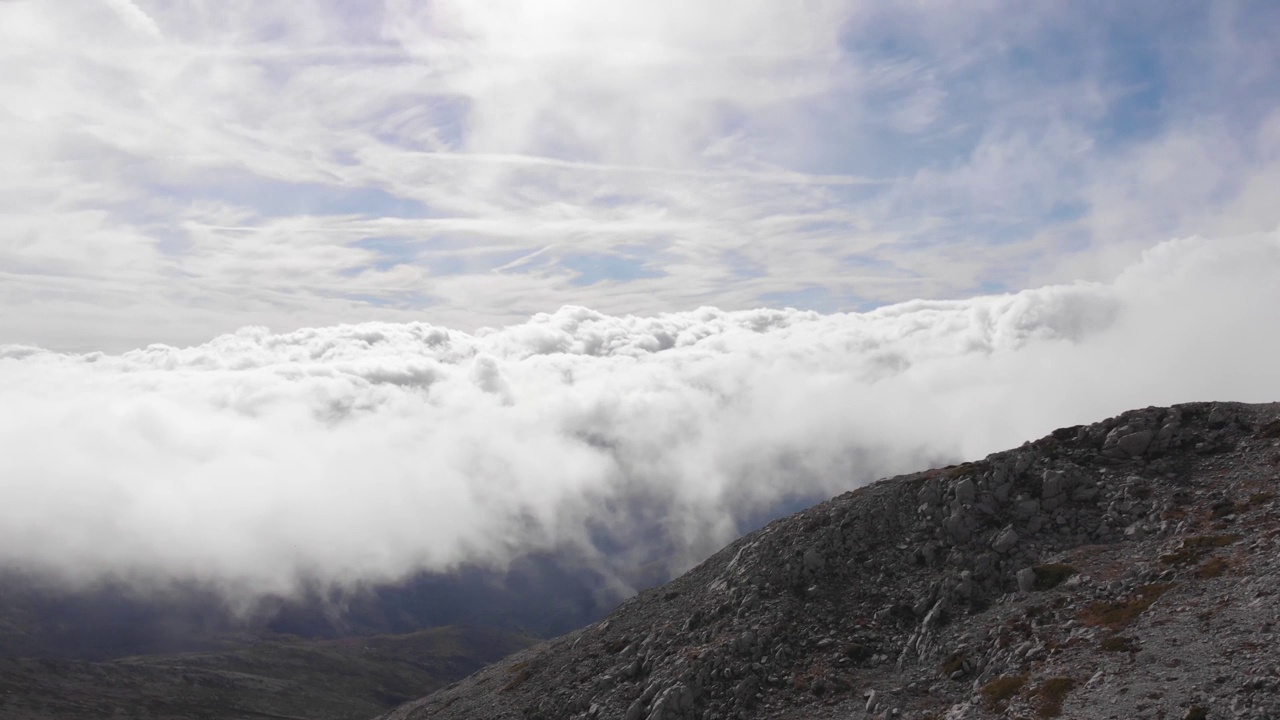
[379,401,1280,720]
[0,551,637,718]
[0,554,626,719]
[0,552,627,663]
[0,452,811,720]
[0,625,535,720]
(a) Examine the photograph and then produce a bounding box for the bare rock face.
[375,402,1280,720]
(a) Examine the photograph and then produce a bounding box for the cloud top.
[2,231,1278,598]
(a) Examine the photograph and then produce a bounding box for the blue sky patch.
[560,251,666,286]
[145,173,429,219]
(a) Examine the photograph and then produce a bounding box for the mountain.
[376,401,1280,720]
[0,548,629,720]
[0,552,627,664]
[0,625,535,720]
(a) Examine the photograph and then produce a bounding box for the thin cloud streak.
[400,151,891,186]
[5,2,1279,351]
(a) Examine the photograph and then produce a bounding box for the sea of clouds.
[2,230,1279,600]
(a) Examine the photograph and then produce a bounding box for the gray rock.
[1071,485,1099,502]
[1014,452,1033,473]
[992,526,1020,554]
[733,675,758,703]
[1016,567,1036,592]
[993,482,1012,503]
[918,484,940,507]
[916,542,937,565]
[802,548,825,575]
[955,478,976,504]
[1014,498,1040,518]
[945,514,971,543]
[647,684,695,720]
[1116,429,1154,457]
[1042,471,1066,499]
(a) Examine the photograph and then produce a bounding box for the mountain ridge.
[377,401,1280,720]
[0,624,536,720]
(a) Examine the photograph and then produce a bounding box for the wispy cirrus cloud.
[2,1,1279,351]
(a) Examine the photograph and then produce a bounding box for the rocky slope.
[376,401,1280,720]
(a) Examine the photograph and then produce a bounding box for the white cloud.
[1,4,1278,602]
[5,1,1277,351]
[3,230,1278,599]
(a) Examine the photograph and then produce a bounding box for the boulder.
[991,526,1020,554]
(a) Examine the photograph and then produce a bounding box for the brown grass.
[1099,636,1138,652]
[1210,500,1236,518]
[843,643,873,661]
[922,464,969,480]
[1246,491,1275,507]
[1031,564,1077,591]
[1194,556,1230,579]
[1035,677,1076,718]
[980,674,1029,710]
[1081,583,1171,631]
[500,660,531,692]
[791,661,831,695]
[1160,534,1241,566]
[940,651,965,676]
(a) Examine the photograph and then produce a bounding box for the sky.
[2,1,1280,599]
[3,0,1279,351]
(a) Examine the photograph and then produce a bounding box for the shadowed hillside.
[0,625,534,720]
[378,402,1280,720]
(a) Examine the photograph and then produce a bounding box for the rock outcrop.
[376,402,1280,720]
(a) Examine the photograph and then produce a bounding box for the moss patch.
[1031,564,1077,591]
[940,651,966,676]
[1210,500,1236,519]
[1081,583,1171,631]
[1100,636,1138,652]
[980,674,1028,711]
[1160,534,1241,566]
[1246,491,1275,508]
[501,660,532,692]
[1194,556,1230,579]
[1035,677,1076,718]
[844,643,873,661]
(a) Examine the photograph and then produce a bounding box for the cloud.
[102,0,162,37]
[3,230,1278,600]
[4,1,1280,352]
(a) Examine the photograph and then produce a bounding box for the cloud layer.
[4,231,1278,599]
[3,1,1280,351]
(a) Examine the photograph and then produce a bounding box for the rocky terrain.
[377,401,1280,720]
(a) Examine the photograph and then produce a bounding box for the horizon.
[3,1,1280,604]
